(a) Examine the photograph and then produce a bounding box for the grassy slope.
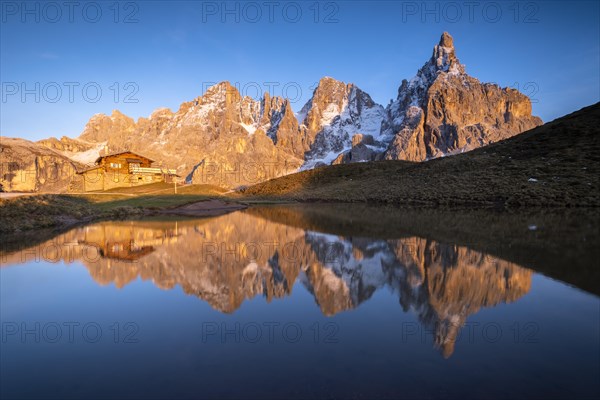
[243,103,600,207]
[0,184,227,234]
[87,182,227,196]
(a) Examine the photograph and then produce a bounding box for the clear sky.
[1,0,599,141]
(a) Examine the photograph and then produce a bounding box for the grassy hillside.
[0,184,227,234]
[243,103,600,207]
[87,182,228,196]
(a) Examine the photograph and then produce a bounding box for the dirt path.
[159,199,247,217]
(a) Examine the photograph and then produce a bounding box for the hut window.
[109,163,122,169]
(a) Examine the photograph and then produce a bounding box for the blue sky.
[1,0,599,141]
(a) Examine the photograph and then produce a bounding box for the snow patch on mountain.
[60,142,106,165]
[240,122,257,135]
[300,79,389,170]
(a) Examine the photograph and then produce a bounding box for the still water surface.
[1,205,599,399]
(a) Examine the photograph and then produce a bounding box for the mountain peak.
[315,76,346,89]
[383,31,542,162]
[319,76,338,83]
[307,76,349,103]
[199,81,241,105]
[430,32,463,75]
[439,32,454,48]
[206,81,236,94]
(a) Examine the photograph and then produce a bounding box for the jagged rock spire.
[439,31,454,48]
[430,32,464,74]
[382,31,542,162]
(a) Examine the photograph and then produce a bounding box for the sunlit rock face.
[382,32,543,161]
[77,82,305,189]
[37,136,95,153]
[72,77,387,185]
[80,110,137,145]
[0,137,81,192]
[1,209,532,356]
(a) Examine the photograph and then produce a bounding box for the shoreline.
[0,197,250,254]
[1,192,599,238]
[2,201,598,298]
[0,193,600,244]
[0,195,249,236]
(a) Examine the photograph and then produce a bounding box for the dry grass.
[0,184,229,234]
[0,195,109,233]
[86,182,228,196]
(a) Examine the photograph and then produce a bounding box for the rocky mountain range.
[0,32,542,192]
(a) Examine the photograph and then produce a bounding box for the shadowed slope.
[243,103,600,207]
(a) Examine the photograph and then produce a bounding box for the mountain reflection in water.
[2,208,533,358]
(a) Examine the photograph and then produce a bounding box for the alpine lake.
[2,204,599,399]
